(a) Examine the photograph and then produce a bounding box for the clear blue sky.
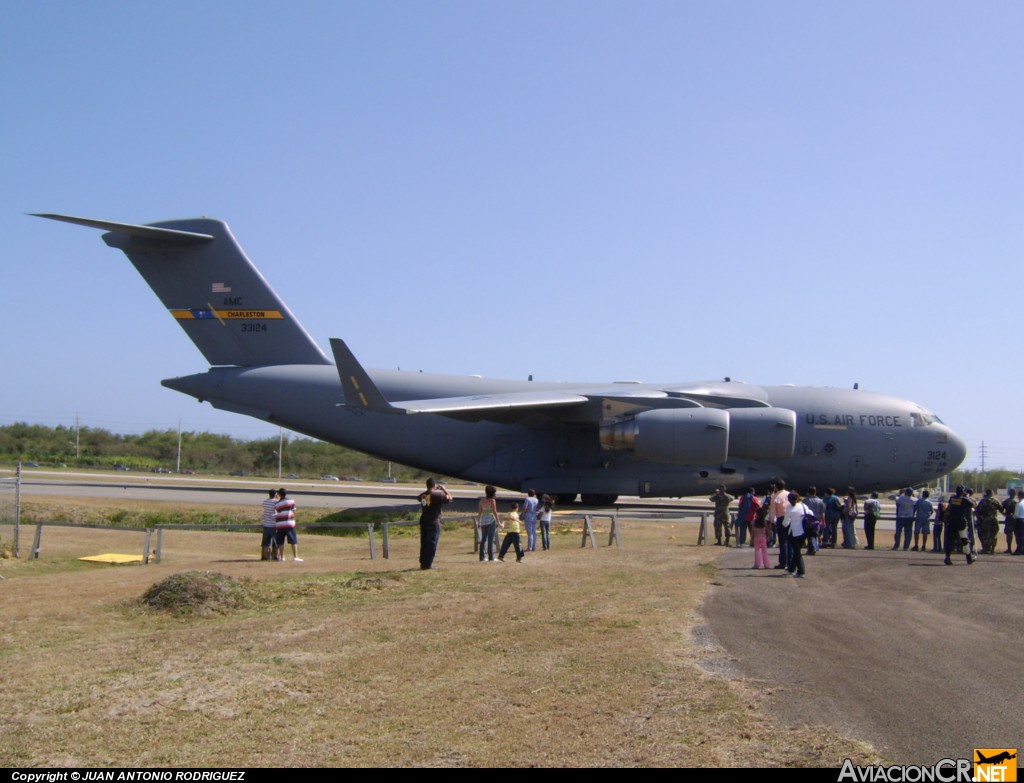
[4,1,1022,471]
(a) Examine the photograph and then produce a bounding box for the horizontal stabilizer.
[330,338,398,412]
[32,213,214,244]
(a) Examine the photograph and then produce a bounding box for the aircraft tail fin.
[35,213,330,367]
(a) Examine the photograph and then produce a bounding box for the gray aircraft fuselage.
[164,364,964,499]
[38,212,967,502]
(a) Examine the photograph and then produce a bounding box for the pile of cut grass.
[141,570,256,616]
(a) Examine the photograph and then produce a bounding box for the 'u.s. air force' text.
[808,414,902,427]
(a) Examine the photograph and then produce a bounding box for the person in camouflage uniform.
[1000,489,1018,554]
[975,488,1002,555]
[709,485,735,546]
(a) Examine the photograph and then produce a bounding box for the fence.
[16,506,797,565]
[0,466,21,558]
[26,520,379,564]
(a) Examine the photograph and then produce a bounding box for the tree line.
[946,467,1022,494]
[0,422,421,480]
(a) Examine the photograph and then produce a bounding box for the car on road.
[320,474,339,481]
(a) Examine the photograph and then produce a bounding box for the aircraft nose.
[945,427,968,471]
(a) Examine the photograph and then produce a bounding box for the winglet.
[330,338,399,412]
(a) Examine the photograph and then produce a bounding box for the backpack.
[800,504,820,535]
[745,495,762,523]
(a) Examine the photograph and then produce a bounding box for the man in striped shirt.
[275,487,302,563]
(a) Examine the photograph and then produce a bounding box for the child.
[751,501,770,569]
[498,502,525,562]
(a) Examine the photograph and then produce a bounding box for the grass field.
[0,499,881,767]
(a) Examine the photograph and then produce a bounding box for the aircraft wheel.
[580,493,618,506]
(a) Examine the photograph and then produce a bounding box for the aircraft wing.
[331,336,677,423]
[391,390,686,424]
[392,391,590,415]
[391,389,682,423]
[331,337,590,420]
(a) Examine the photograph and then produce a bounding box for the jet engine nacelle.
[599,406,796,465]
[726,407,796,461]
[600,408,729,464]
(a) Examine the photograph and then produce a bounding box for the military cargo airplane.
[36,213,967,504]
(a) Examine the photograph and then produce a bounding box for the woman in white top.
[538,494,554,550]
[783,491,810,578]
[476,485,500,562]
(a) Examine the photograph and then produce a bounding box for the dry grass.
[0,507,881,767]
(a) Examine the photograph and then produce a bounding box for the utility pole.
[176,419,183,473]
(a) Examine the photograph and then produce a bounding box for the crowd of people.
[256,478,558,570]
[475,485,555,563]
[256,478,1024,574]
[417,479,557,569]
[709,481,1024,574]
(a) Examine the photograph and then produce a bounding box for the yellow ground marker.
[78,553,144,564]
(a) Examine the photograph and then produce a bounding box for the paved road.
[16,475,419,510]
[702,542,1023,764]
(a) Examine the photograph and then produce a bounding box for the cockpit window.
[910,411,934,428]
